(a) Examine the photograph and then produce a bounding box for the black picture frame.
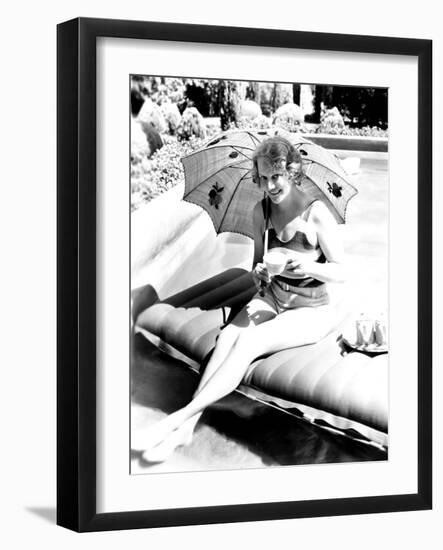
[57,17,432,532]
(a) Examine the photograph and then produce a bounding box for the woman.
[138,136,346,462]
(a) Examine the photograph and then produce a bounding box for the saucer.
[341,327,388,354]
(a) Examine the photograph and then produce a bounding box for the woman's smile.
[257,157,292,203]
[268,188,283,200]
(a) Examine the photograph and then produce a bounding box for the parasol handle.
[259,196,270,297]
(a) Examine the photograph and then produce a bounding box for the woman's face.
[257,157,292,204]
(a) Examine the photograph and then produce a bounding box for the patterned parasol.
[181,127,358,239]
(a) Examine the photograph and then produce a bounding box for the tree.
[292,84,301,105]
[312,85,388,128]
[271,83,293,111]
[217,80,241,130]
[245,81,260,101]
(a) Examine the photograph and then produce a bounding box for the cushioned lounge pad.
[135,268,388,437]
[244,339,387,432]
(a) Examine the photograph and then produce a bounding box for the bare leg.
[197,296,279,386]
[141,304,336,461]
[135,299,276,458]
[142,327,256,459]
[137,329,243,460]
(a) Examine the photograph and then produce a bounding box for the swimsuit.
[260,198,330,312]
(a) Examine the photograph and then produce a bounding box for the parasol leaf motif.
[327,182,343,198]
[208,182,224,209]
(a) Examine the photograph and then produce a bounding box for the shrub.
[233,115,273,130]
[251,115,273,129]
[137,98,167,134]
[317,106,345,133]
[143,123,163,156]
[339,126,388,137]
[131,136,205,210]
[237,99,262,120]
[272,102,305,132]
[177,107,207,141]
[131,76,186,107]
[131,118,151,159]
[152,78,186,105]
[204,118,222,139]
[312,123,388,137]
[161,101,182,135]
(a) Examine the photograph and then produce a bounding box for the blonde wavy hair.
[251,136,304,186]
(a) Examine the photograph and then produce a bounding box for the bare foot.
[142,422,194,463]
[131,410,186,452]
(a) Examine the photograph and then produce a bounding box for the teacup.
[263,251,287,276]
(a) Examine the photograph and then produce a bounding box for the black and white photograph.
[130,76,389,473]
[1,0,438,542]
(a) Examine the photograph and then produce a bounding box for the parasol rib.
[244,131,263,148]
[217,169,255,233]
[294,143,349,180]
[181,143,257,163]
[229,145,253,161]
[303,174,357,223]
[182,161,251,197]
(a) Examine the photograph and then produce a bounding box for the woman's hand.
[285,258,312,278]
[252,262,272,291]
[286,257,345,283]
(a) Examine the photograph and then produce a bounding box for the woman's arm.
[287,201,346,283]
[251,201,272,288]
[252,201,265,269]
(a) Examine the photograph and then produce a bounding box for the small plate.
[341,327,388,354]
